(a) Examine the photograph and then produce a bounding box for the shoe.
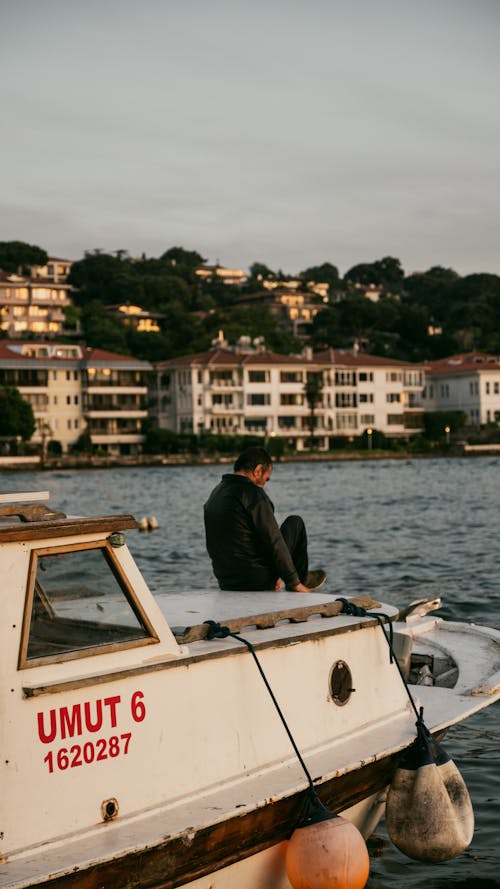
[305,569,327,591]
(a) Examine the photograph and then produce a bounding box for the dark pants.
[280,515,309,584]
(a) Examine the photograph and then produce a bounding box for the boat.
[0,491,499,889]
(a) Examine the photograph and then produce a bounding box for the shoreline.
[1,445,499,472]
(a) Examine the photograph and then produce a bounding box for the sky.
[1,0,499,278]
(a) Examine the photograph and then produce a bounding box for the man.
[204,446,326,592]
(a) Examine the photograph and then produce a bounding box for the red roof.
[0,341,150,367]
[313,349,420,368]
[157,346,428,370]
[428,352,500,375]
[156,348,314,369]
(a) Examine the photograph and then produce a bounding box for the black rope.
[335,597,422,723]
[203,598,429,828]
[204,619,316,793]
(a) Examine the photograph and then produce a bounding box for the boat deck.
[157,589,389,643]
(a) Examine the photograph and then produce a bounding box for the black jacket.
[203,474,299,591]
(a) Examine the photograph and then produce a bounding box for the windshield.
[21,544,156,666]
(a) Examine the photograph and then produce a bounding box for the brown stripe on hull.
[22,749,406,889]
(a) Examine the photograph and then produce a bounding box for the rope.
[204,597,430,825]
[335,597,422,723]
[204,619,316,793]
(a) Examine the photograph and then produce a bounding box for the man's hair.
[234,446,272,473]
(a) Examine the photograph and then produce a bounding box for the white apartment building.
[0,341,151,455]
[153,347,426,450]
[0,271,72,338]
[195,264,247,286]
[422,352,500,426]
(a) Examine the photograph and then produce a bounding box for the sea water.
[2,457,499,888]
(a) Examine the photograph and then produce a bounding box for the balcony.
[208,379,243,389]
[90,434,144,445]
[86,410,147,419]
[86,383,148,393]
[210,404,243,414]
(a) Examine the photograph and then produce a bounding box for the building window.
[210,371,233,386]
[387,414,403,425]
[212,394,233,406]
[486,382,490,394]
[66,395,71,405]
[386,393,401,403]
[74,395,79,405]
[249,370,270,383]
[495,382,500,395]
[359,393,374,403]
[280,393,303,405]
[335,370,357,386]
[359,372,374,382]
[335,392,357,408]
[360,414,375,425]
[247,393,270,405]
[280,371,302,383]
[67,419,72,429]
[244,418,267,431]
[336,414,358,430]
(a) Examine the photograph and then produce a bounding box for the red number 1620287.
[43,732,132,773]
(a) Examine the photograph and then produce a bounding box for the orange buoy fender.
[286,814,370,889]
[385,721,474,862]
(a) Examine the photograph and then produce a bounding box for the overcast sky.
[1,0,499,277]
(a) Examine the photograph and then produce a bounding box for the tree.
[0,240,48,273]
[249,262,275,281]
[345,256,404,290]
[161,247,206,267]
[423,411,467,440]
[304,373,323,448]
[0,388,36,440]
[299,262,340,289]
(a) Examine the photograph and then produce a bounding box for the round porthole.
[329,660,354,706]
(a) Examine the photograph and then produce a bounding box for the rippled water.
[2,457,500,887]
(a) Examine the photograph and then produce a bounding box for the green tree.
[0,241,48,273]
[299,262,340,289]
[161,247,205,267]
[248,262,275,281]
[80,301,130,353]
[202,306,302,355]
[345,256,404,290]
[422,411,467,440]
[0,387,36,440]
[304,373,323,448]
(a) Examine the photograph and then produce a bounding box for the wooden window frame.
[18,540,159,669]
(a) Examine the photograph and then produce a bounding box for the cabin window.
[19,543,158,667]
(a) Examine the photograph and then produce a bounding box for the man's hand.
[274,578,284,591]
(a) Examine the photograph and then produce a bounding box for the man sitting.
[203,446,326,592]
